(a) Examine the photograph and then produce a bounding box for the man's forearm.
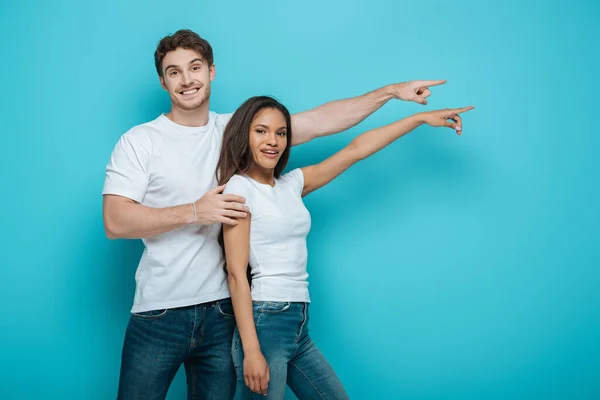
[103,196,194,239]
[291,85,394,146]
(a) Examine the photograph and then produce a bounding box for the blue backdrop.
[1,0,599,398]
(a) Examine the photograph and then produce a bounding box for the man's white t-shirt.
[223,169,312,302]
[102,111,232,313]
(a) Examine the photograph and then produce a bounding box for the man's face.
[159,48,215,111]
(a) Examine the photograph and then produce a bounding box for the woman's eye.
[278,131,287,136]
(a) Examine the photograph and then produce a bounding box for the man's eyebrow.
[164,64,180,73]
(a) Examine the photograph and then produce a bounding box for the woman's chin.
[256,160,279,170]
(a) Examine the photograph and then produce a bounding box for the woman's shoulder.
[279,168,303,182]
[224,174,254,196]
[278,168,304,194]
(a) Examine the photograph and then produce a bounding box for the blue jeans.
[117,299,237,400]
[232,302,349,400]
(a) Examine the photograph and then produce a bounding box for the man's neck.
[167,102,210,127]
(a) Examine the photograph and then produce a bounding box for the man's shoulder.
[120,115,165,142]
[213,111,234,131]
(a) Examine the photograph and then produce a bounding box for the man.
[102,28,447,399]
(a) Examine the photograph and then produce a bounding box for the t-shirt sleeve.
[283,168,304,196]
[217,112,234,127]
[223,175,254,211]
[102,133,150,203]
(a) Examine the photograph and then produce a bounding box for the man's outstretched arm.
[291,80,446,146]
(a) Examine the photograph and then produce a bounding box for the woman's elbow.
[347,140,366,161]
[227,269,249,288]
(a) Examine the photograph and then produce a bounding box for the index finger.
[220,194,246,204]
[452,106,475,114]
[420,79,446,87]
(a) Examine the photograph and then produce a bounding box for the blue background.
[1,0,599,398]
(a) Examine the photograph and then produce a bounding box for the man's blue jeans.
[117,298,236,400]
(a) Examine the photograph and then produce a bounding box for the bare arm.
[103,195,193,239]
[103,185,250,239]
[291,80,447,146]
[223,216,270,395]
[301,106,474,196]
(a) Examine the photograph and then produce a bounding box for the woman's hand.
[244,350,270,395]
[418,106,475,135]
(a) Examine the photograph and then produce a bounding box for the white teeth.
[182,89,198,95]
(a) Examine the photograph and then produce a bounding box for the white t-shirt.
[223,169,312,302]
[102,111,233,313]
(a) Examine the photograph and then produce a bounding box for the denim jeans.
[117,298,237,400]
[232,302,349,400]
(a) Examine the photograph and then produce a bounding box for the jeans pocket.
[216,299,235,318]
[261,301,291,313]
[131,309,169,320]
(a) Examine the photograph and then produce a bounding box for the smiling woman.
[216,96,473,399]
[216,97,293,189]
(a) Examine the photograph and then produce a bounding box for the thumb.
[414,96,427,105]
[443,120,458,130]
[210,184,227,194]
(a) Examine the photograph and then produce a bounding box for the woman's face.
[248,108,288,171]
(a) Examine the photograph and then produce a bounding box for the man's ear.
[209,64,216,82]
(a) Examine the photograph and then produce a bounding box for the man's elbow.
[103,215,122,239]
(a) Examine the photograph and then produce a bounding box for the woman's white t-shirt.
[223,169,312,302]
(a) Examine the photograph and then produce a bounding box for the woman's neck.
[247,165,276,187]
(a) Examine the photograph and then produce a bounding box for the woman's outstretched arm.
[301,106,474,196]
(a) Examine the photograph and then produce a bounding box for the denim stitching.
[261,302,290,313]
[190,363,197,400]
[217,301,235,317]
[188,306,198,356]
[130,309,168,319]
[199,306,206,344]
[295,304,308,344]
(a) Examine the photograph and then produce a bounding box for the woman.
[216,96,473,399]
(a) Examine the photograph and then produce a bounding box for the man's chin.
[173,97,207,112]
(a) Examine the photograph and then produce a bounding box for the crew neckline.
[158,111,215,135]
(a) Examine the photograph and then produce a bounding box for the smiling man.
[102,29,447,400]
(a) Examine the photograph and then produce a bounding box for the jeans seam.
[199,307,206,344]
[188,306,198,356]
[288,360,327,400]
[190,364,197,400]
[295,304,308,344]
